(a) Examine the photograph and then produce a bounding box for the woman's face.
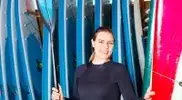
[91,31,114,60]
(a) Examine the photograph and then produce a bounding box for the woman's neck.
[92,58,110,65]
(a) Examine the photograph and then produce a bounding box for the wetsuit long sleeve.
[71,61,143,100]
[112,63,139,100]
[72,65,87,100]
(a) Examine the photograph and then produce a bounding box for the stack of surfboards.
[0,0,42,99]
[1,0,182,99]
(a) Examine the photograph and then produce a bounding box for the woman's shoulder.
[107,61,130,80]
[75,64,88,77]
[107,61,128,72]
[108,61,125,68]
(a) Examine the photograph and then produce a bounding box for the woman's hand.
[51,84,63,100]
[143,87,155,100]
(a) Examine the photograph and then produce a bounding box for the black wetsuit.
[72,61,142,100]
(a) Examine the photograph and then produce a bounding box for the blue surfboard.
[112,0,126,64]
[77,0,94,67]
[85,1,94,63]
[15,0,42,99]
[59,0,76,98]
[66,3,77,96]
[42,24,52,100]
[36,0,54,31]
[102,1,112,27]
[0,47,2,100]
[36,0,57,99]
[121,0,139,96]
[59,0,69,97]
[0,44,1,100]
[0,29,9,100]
[95,0,103,29]
[76,0,86,66]
[6,0,23,99]
[0,0,11,99]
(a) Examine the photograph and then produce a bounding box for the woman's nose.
[103,42,109,48]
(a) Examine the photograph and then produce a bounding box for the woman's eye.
[98,41,104,43]
[108,42,114,45]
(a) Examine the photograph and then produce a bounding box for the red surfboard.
[143,0,182,99]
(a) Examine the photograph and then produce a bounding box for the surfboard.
[142,0,156,96]
[15,0,42,99]
[0,47,2,100]
[171,53,182,100]
[58,0,77,98]
[129,1,143,97]
[76,0,93,66]
[151,0,182,99]
[0,42,8,100]
[133,0,145,80]
[95,0,112,30]
[95,0,103,29]
[36,0,52,30]
[36,0,59,99]
[66,4,77,91]
[112,0,125,65]
[41,24,52,100]
[0,41,1,99]
[76,0,86,66]
[37,0,59,99]
[143,0,182,99]
[121,0,139,95]
[85,1,94,62]
[6,0,23,99]
[102,1,112,28]
[0,0,11,99]
[59,0,70,98]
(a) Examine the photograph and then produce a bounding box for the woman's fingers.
[52,91,60,100]
[52,94,60,100]
[144,91,155,100]
[52,87,61,100]
[51,84,64,100]
[58,84,64,100]
[52,87,59,92]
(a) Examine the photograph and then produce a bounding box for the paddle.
[35,0,58,88]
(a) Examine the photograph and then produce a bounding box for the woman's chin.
[99,55,110,60]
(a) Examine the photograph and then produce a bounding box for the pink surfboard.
[143,0,182,100]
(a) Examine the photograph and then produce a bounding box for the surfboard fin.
[179,82,182,87]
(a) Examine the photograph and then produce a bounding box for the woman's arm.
[114,65,138,99]
[114,64,155,100]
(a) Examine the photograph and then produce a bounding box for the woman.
[52,27,155,100]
